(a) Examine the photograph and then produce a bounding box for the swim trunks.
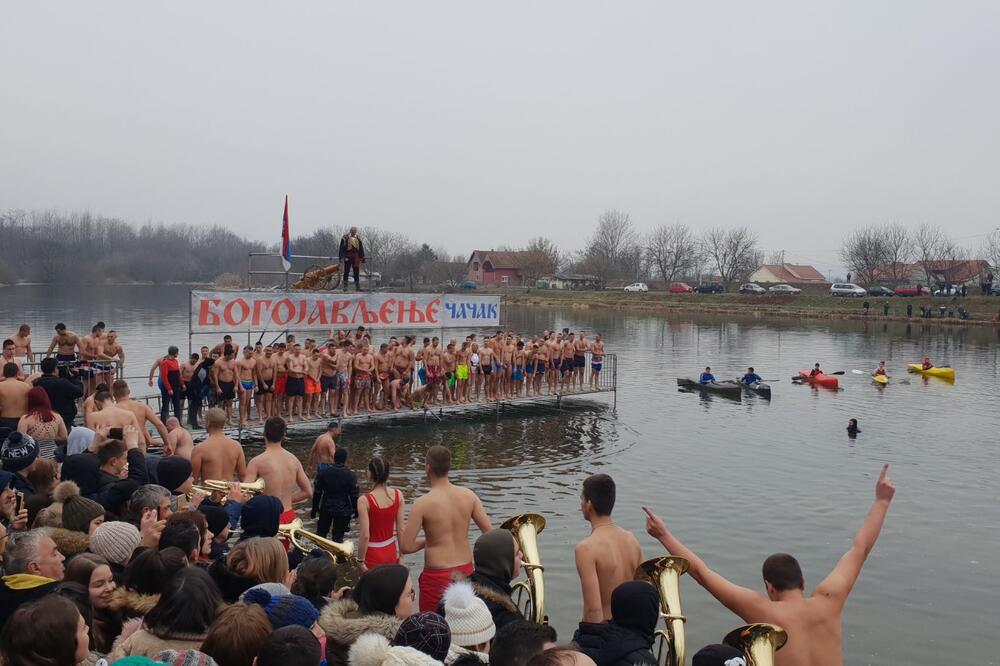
[512,366,523,382]
[481,364,492,376]
[419,562,474,613]
[256,379,274,395]
[219,381,236,401]
[305,377,321,395]
[535,363,546,375]
[562,362,573,376]
[275,374,287,394]
[525,362,535,375]
[456,364,469,381]
[427,367,442,385]
[241,380,254,392]
[56,353,77,367]
[285,376,305,397]
[321,374,336,392]
[354,371,371,390]
[335,371,351,391]
[417,367,427,385]
[592,363,602,372]
[574,355,586,368]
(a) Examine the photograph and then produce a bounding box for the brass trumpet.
[722,623,787,666]
[501,513,546,625]
[188,478,266,506]
[635,557,689,666]
[278,518,354,562]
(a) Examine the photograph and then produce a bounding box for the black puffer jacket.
[574,621,657,666]
[469,571,522,630]
[312,463,359,517]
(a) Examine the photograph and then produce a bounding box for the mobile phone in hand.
[109,427,124,440]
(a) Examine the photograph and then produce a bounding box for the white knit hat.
[441,581,495,648]
[89,521,141,566]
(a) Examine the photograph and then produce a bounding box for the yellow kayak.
[872,374,889,385]
[907,364,956,380]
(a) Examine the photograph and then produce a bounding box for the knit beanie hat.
[394,612,452,661]
[243,588,319,630]
[611,581,660,640]
[442,581,495,648]
[473,529,515,584]
[111,658,159,666]
[156,457,193,493]
[692,644,747,666]
[153,650,218,666]
[198,505,229,537]
[90,520,142,566]
[56,481,106,533]
[239,495,282,539]
[1,431,38,472]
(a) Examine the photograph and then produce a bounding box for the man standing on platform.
[339,226,366,291]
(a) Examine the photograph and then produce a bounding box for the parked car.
[667,282,694,293]
[933,286,960,296]
[991,284,1000,296]
[866,286,895,297]
[894,286,930,297]
[460,280,477,289]
[769,284,802,294]
[694,283,725,294]
[739,283,767,294]
[624,282,649,293]
[830,283,868,297]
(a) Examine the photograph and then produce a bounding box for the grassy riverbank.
[492,287,1000,325]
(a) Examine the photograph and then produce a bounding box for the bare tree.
[981,230,1000,274]
[646,224,699,282]
[580,209,637,287]
[840,226,886,286]
[879,223,912,285]
[701,226,762,286]
[912,224,947,284]
[525,237,562,273]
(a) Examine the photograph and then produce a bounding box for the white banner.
[190,291,501,333]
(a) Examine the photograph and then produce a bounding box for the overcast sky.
[3,1,999,274]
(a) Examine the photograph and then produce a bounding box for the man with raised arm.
[191,407,246,483]
[112,380,169,450]
[244,416,312,523]
[400,444,493,613]
[642,464,896,666]
[574,473,643,623]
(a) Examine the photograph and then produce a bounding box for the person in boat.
[921,357,933,370]
[873,361,888,377]
[809,363,822,377]
[698,367,716,385]
[739,367,762,386]
[847,419,860,435]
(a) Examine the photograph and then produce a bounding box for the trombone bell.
[635,556,689,666]
[501,513,546,624]
[722,623,788,666]
[278,518,355,562]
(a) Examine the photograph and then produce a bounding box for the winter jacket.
[445,644,488,665]
[33,374,83,426]
[349,632,443,666]
[207,556,260,604]
[338,234,366,261]
[318,598,402,666]
[108,587,160,621]
[313,463,360,518]
[48,527,92,561]
[574,621,657,666]
[107,625,207,661]
[0,573,59,629]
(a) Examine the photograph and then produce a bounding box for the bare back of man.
[245,445,311,512]
[0,376,31,426]
[88,402,141,432]
[306,429,337,475]
[164,418,195,459]
[192,432,246,482]
[113,382,169,447]
[575,523,643,621]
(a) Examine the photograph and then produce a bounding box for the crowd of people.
[0,321,896,666]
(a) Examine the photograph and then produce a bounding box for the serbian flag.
[280,195,292,272]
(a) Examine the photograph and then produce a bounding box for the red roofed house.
[466,250,554,286]
[749,263,828,284]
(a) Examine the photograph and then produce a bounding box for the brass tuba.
[278,518,355,562]
[722,623,787,666]
[635,557,689,666]
[501,513,546,624]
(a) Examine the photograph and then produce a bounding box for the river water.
[2,285,997,664]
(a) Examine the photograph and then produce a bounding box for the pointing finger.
[879,463,889,480]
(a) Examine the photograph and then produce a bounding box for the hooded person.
[198,504,231,560]
[55,481,106,535]
[574,581,659,666]
[238,494,282,540]
[441,581,495,664]
[462,529,524,630]
[156,457,194,503]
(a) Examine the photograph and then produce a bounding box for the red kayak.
[799,371,839,389]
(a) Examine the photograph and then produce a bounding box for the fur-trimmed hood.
[349,632,443,666]
[49,527,91,559]
[320,598,403,665]
[445,644,489,665]
[108,587,160,617]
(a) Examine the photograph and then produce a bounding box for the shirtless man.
[236,347,258,425]
[373,343,393,410]
[644,466,896,666]
[306,420,340,475]
[574,331,589,391]
[305,347,324,419]
[441,342,457,404]
[352,340,376,413]
[330,341,354,418]
[1,341,24,380]
[284,344,308,421]
[191,407,247,482]
[10,325,32,363]
[400,445,492,613]
[82,383,109,425]
[561,333,577,394]
[256,346,277,419]
[575,473,643,623]
[210,335,240,358]
[589,335,605,390]
[512,341,526,397]
[112,380,170,451]
[500,336,515,398]
[0,362,30,430]
[46,323,81,379]
[86,389,142,432]
[546,334,562,394]
[244,416,312,521]
[163,417,195,459]
[212,346,238,424]
[390,337,415,411]
[79,324,113,396]
[455,341,471,403]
